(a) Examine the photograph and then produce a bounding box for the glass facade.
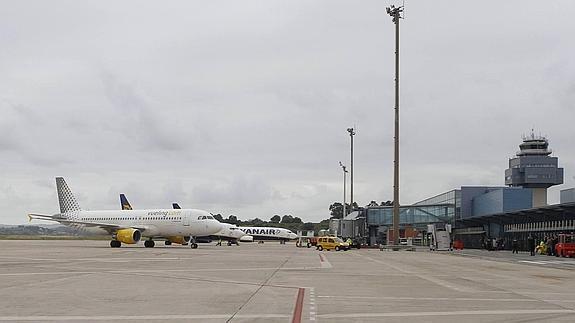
[413,189,460,220]
[366,204,455,227]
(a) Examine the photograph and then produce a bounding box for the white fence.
[505,220,575,233]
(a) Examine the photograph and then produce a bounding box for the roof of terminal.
[458,202,575,225]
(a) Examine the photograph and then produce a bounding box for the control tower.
[505,132,564,207]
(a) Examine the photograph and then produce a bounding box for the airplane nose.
[210,220,222,234]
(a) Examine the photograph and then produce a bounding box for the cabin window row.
[85,217,182,221]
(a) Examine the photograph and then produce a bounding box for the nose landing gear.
[190,237,198,249]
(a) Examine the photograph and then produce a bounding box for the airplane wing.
[28,213,147,233]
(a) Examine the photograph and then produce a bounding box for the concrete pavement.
[0,240,574,322]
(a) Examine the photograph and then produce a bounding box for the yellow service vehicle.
[316,236,350,251]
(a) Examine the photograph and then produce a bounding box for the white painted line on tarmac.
[309,287,317,322]
[318,254,332,269]
[316,309,575,319]
[317,295,541,302]
[0,257,185,262]
[519,260,548,265]
[0,266,322,277]
[0,314,290,321]
[519,260,575,266]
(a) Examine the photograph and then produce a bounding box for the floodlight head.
[386,5,404,22]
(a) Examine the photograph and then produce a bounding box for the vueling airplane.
[28,177,222,248]
[119,195,248,246]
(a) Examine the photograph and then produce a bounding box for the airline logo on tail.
[120,194,132,210]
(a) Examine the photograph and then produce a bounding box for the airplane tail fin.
[56,177,81,214]
[120,194,133,210]
[172,203,181,209]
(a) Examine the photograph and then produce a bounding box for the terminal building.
[350,133,574,248]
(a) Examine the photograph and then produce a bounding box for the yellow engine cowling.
[116,228,141,244]
[168,236,190,245]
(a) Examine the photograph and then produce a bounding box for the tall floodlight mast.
[347,127,356,211]
[339,161,348,237]
[386,4,403,246]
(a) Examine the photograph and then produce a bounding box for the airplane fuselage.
[68,209,221,237]
[237,226,298,240]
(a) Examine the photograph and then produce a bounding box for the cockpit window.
[198,216,207,220]
[207,215,214,219]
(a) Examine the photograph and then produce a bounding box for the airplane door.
[183,212,190,226]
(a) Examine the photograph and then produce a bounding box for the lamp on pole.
[347,127,356,211]
[386,4,403,246]
[339,161,348,237]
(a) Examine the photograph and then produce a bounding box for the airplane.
[120,195,248,246]
[236,226,298,244]
[28,177,222,248]
[172,203,248,246]
[118,194,191,246]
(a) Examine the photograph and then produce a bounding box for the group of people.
[481,236,506,251]
[527,235,559,256]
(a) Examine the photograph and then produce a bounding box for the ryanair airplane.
[237,226,298,243]
[28,177,222,248]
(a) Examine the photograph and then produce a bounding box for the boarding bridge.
[428,224,452,251]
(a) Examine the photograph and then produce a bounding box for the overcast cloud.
[1,0,574,224]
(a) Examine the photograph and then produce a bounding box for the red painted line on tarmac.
[291,288,305,323]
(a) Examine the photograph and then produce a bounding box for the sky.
[1,0,574,224]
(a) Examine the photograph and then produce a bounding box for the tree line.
[213,213,330,233]
[329,200,393,219]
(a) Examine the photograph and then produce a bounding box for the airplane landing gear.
[190,237,198,249]
[110,240,121,248]
[144,240,155,248]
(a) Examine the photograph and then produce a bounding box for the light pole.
[347,127,356,211]
[339,161,348,237]
[386,4,403,246]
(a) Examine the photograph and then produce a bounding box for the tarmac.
[1,240,575,322]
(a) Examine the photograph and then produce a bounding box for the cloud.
[99,72,189,152]
[1,0,575,224]
[191,175,277,207]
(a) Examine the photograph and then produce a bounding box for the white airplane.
[28,177,222,248]
[237,226,298,243]
[168,202,250,245]
[120,195,252,246]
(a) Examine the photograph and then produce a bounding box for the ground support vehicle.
[316,236,350,251]
[555,234,575,257]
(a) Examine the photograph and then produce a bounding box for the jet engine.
[167,236,190,245]
[115,228,141,244]
[239,235,254,242]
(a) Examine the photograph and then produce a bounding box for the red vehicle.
[306,237,318,248]
[555,234,575,258]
